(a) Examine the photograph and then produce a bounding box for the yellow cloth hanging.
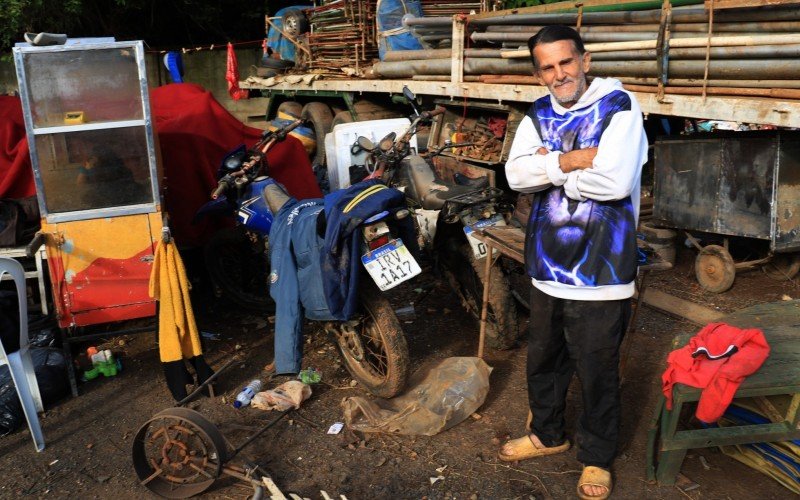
[149,239,202,362]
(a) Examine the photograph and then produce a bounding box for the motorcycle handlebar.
[211,179,229,200]
[422,107,446,119]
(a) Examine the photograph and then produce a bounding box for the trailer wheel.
[695,245,735,293]
[301,102,334,166]
[762,253,800,281]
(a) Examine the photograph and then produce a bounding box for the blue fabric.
[267,6,312,62]
[163,52,184,83]
[321,180,416,320]
[376,0,424,60]
[269,197,333,374]
[524,91,638,287]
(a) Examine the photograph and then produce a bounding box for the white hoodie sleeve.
[505,115,567,193]
[563,100,648,202]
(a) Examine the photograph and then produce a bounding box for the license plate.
[463,214,506,260]
[361,238,421,291]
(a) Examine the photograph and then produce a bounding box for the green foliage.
[0,0,268,53]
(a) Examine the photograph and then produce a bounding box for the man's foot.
[577,466,612,499]
[497,433,570,462]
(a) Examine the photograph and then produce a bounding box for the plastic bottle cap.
[233,400,243,409]
[87,346,98,356]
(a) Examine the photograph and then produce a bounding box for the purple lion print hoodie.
[505,77,648,301]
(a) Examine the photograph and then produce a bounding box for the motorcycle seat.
[403,155,486,210]
[262,181,292,213]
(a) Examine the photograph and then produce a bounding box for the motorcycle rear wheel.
[204,226,275,312]
[442,242,519,350]
[332,282,409,398]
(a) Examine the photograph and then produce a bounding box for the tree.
[1,0,267,53]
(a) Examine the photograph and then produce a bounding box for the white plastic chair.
[0,257,45,451]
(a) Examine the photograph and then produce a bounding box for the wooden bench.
[647,300,800,485]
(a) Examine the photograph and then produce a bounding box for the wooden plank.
[475,226,525,263]
[240,79,800,128]
[451,17,465,84]
[638,287,725,325]
[663,422,800,450]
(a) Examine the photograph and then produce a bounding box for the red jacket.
[661,323,770,423]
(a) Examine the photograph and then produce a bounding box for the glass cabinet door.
[13,41,159,222]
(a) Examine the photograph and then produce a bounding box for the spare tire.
[301,102,334,166]
[259,55,294,69]
[282,9,310,37]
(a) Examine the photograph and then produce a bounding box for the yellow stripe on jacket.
[343,184,387,213]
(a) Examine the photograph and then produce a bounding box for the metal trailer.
[652,130,800,293]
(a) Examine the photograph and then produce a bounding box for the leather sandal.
[577,466,612,500]
[497,434,570,462]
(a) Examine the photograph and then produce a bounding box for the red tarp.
[0,83,322,246]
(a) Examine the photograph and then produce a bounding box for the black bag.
[0,197,40,247]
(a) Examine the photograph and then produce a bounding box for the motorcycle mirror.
[402,86,416,101]
[357,136,375,152]
[379,132,396,151]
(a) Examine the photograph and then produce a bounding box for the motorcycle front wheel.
[204,226,275,312]
[332,281,409,398]
[442,241,519,350]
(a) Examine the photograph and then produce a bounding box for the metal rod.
[617,76,800,89]
[383,48,504,61]
[176,357,238,407]
[228,410,291,460]
[623,83,800,99]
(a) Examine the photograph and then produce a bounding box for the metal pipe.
[591,59,800,79]
[591,44,800,61]
[483,21,800,33]
[468,6,800,27]
[617,77,800,89]
[472,30,765,43]
[373,57,800,80]
[384,48,504,61]
[372,58,533,78]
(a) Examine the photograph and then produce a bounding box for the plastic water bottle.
[233,380,262,409]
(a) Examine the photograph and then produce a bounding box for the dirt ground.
[0,243,797,500]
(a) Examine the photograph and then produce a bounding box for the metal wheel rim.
[338,315,390,382]
[132,408,228,498]
[695,245,735,293]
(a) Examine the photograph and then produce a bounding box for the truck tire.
[331,110,354,128]
[301,102,333,167]
[442,241,519,350]
[276,101,303,119]
[332,281,409,398]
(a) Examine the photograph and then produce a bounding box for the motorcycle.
[199,119,415,397]
[353,87,519,349]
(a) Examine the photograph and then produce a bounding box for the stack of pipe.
[420,1,483,17]
[306,0,377,72]
[370,4,800,99]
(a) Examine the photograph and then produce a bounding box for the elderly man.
[500,26,648,499]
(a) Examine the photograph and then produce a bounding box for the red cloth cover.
[0,83,322,246]
[661,322,770,423]
[0,96,36,199]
